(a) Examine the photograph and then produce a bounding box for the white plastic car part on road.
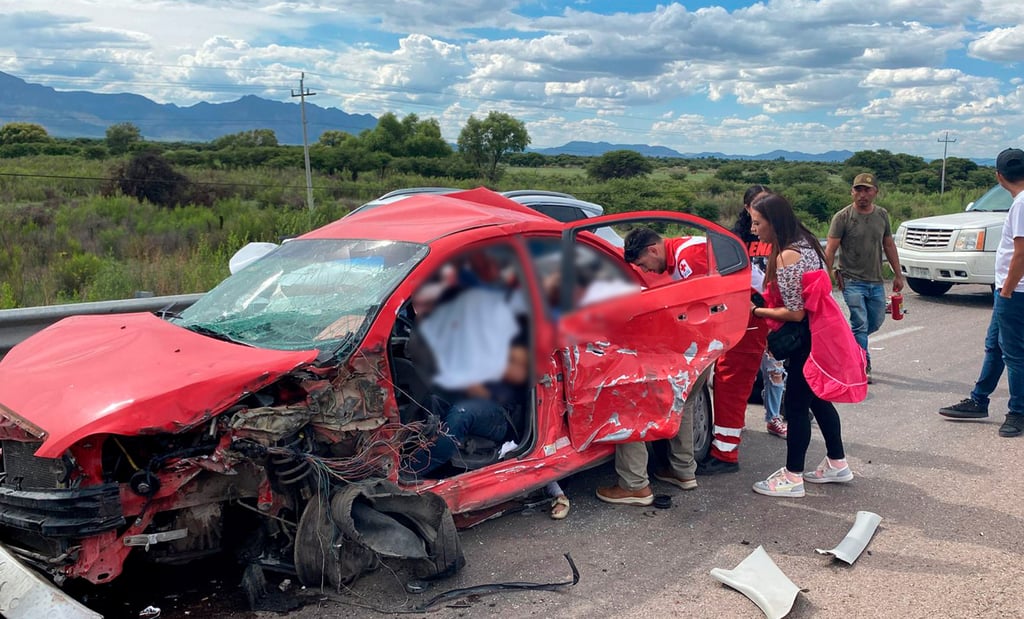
[710,545,800,619]
[815,510,882,564]
[0,542,103,619]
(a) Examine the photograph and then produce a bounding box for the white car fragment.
[815,510,882,564]
[710,545,800,619]
[0,543,103,619]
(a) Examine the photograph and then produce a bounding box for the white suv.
[894,184,1012,296]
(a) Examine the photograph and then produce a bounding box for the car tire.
[906,277,952,297]
[689,381,713,463]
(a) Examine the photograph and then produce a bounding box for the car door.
[554,212,750,451]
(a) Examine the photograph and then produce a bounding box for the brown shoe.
[595,484,654,506]
[653,469,698,490]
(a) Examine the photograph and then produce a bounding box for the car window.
[966,185,1013,212]
[526,237,638,315]
[529,204,587,223]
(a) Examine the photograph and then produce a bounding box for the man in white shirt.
[938,148,1024,437]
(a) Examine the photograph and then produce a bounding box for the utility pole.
[938,131,957,198]
[291,72,317,211]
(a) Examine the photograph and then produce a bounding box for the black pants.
[784,341,846,473]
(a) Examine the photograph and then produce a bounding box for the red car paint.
[0,188,750,597]
[0,313,317,457]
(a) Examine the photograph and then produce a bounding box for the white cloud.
[0,0,1020,157]
[968,25,1024,62]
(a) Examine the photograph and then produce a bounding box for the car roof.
[500,189,576,200]
[303,187,554,243]
[505,192,604,218]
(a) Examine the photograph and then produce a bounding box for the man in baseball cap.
[852,172,878,189]
[996,147,1024,178]
[940,148,1024,435]
[824,171,905,383]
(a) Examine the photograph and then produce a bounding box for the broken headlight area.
[0,359,460,614]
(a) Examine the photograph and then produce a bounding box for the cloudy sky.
[0,0,1021,159]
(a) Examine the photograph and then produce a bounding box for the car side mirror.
[229,242,279,274]
[965,201,974,212]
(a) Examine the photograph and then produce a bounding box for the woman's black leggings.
[784,341,846,473]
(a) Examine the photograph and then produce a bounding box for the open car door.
[555,212,750,451]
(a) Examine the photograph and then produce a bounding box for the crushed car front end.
[0,236,456,603]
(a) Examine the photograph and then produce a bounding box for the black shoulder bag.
[766,318,810,360]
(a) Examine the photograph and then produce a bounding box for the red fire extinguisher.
[889,293,905,320]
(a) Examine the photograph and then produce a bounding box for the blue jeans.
[842,279,886,354]
[971,293,1004,408]
[409,397,509,475]
[995,290,1024,417]
[761,351,786,421]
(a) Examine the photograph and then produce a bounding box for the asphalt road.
[134,284,1024,619]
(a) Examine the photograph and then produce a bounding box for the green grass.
[0,154,983,308]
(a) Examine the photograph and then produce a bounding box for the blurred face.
[631,244,666,274]
[851,185,877,209]
[502,345,529,385]
[750,208,774,244]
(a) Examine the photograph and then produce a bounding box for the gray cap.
[996,148,1024,176]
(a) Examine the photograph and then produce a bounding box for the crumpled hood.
[0,313,318,458]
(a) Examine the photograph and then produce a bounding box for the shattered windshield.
[174,239,428,353]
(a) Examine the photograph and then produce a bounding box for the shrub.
[110,151,191,207]
[55,253,105,297]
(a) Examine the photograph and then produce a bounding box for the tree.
[844,150,926,185]
[457,111,530,182]
[105,122,142,155]
[405,117,452,158]
[586,150,653,180]
[316,130,350,147]
[364,112,408,156]
[111,151,190,207]
[212,129,278,149]
[771,163,829,187]
[0,122,50,145]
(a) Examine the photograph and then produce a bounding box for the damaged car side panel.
[555,226,749,451]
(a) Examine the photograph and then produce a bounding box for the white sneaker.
[753,467,805,497]
[803,458,854,484]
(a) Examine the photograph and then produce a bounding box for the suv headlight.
[894,225,906,247]
[954,229,986,251]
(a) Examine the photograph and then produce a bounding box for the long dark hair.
[731,184,770,238]
[751,193,827,283]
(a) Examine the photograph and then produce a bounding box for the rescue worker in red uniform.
[595,227,710,505]
[696,185,776,475]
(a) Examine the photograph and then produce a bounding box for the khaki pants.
[614,409,695,490]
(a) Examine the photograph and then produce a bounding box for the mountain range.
[530,141,855,162]
[0,71,377,144]
[1,70,853,161]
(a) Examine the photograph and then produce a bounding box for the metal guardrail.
[0,294,204,359]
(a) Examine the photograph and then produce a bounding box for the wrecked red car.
[0,188,750,608]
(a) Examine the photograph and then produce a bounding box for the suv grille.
[903,227,954,249]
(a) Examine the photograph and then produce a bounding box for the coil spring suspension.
[271,433,314,486]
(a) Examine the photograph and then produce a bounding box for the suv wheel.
[906,277,953,297]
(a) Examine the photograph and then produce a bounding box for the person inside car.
[405,337,528,477]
